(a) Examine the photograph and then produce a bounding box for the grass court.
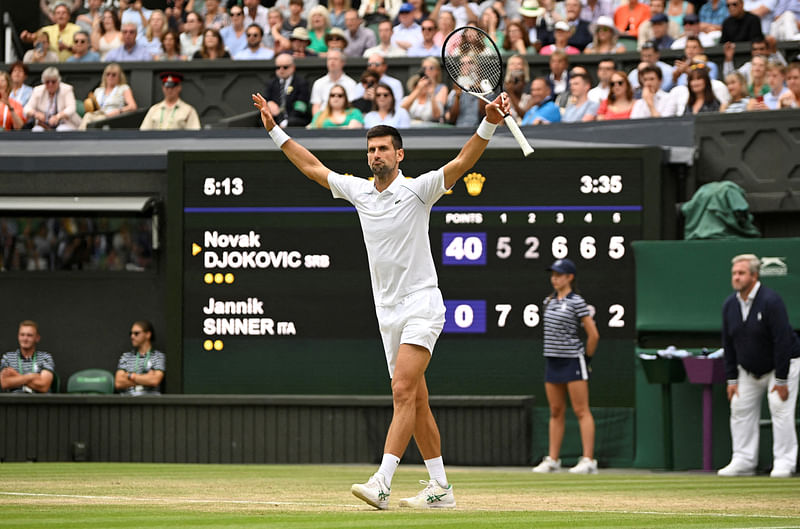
[1,462,799,528]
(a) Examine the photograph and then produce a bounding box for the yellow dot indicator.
[214,273,224,284]
[203,340,213,351]
[204,273,214,284]
[213,340,224,351]
[224,273,234,284]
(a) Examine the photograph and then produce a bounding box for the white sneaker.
[769,467,792,478]
[398,480,456,509]
[351,473,390,510]
[532,456,561,473]
[717,460,755,477]
[569,457,598,474]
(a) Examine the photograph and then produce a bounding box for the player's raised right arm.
[252,93,331,190]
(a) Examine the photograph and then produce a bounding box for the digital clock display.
[168,147,661,402]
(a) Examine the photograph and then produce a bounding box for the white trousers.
[729,357,800,472]
[769,11,800,41]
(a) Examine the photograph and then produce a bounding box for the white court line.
[2,492,799,521]
[0,491,362,509]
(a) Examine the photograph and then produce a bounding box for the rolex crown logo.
[464,172,486,196]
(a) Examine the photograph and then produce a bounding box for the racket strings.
[443,28,502,95]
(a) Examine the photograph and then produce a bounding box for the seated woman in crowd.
[779,63,800,109]
[584,16,626,55]
[597,70,634,120]
[307,5,331,54]
[193,28,231,59]
[404,0,429,24]
[23,32,59,64]
[203,0,231,31]
[0,71,25,131]
[9,62,33,108]
[365,82,411,128]
[747,56,769,97]
[80,62,138,130]
[502,21,536,56]
[24,67,81,132]
[91,8,122,61]
[156,30,186,61]
[181,11,205,59]
[720,72,749,112]
[540,21,581,55]
[680,66,720,114]
[402,69,444,127]
[433,10,455,47]
[308,85,364,129]
[142,9,168,58]
[479,7,504,47]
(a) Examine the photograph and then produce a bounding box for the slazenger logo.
[760,257,788,277]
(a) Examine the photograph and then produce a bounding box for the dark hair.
[10,60,29,77]
[162,29,182,54]
[200,27,226,58]
[608,71,633,102]
[367,125,403,149]
[640,64,662,80]
[360,69,379,84]
[246,23,263,37]
[685,35,702,48]
[100,8,121,34]
[570,72,592,86]
[371,82,395,114]
[687,66,717,108]
[132,320,155,343]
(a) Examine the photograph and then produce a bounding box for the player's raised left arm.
[252,93,331,190]
[442,93,508,190]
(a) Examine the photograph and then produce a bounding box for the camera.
[35,42,45,53]
[418,69,427,79]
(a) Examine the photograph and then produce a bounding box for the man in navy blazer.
[718,254,800,478]
[263,52,311,128]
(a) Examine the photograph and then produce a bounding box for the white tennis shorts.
[376,287,446,378]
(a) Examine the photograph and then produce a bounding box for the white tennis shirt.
[328,168,446,307]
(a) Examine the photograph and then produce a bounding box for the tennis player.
[252,90,510,509]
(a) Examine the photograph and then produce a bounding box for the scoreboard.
[167,146,662,399]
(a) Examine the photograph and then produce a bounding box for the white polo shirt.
[328,168,445,307]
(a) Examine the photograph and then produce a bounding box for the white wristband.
[476,118,497,140]
[268,126,290,148]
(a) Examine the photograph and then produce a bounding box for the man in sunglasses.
[263,52,311,127]
[234,23,275,60]
[65,30,100,62]
[115,321,165,396]
[721,0,764,42]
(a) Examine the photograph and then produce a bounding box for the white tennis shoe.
[717,460,755,477]
[569,457,598,474]
[398,480,456,509]
[532,456,561,473]
[351,472,390,510]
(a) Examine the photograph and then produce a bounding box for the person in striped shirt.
[532,258,600,474]
[114,320,165,396]
[1,320,55,393]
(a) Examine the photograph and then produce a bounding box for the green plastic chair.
[67,369,115,394]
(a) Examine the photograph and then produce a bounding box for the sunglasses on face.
[276,64,292,70]
[74,39,88,43]
[422,26,436,31]
[330,93,345,98]
[611,80,625,86]
[44,80,58,84]
[376,92,391,97]
[130,331,142,336]
[106,72,119,76]
[367,62,383,67]
[231,11,243,15]
[247,32,261,37]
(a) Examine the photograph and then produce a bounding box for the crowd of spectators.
[3,0,799,131]
[0,217,154,272]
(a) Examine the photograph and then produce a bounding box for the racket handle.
[503,114,534,157]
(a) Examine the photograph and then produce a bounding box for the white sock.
[377,453,400,487]
[424,456,448,487]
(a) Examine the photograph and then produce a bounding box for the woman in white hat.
[539,20,580,55]
[583,15,626,54]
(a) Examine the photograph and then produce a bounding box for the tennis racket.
[441,26,534,157]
